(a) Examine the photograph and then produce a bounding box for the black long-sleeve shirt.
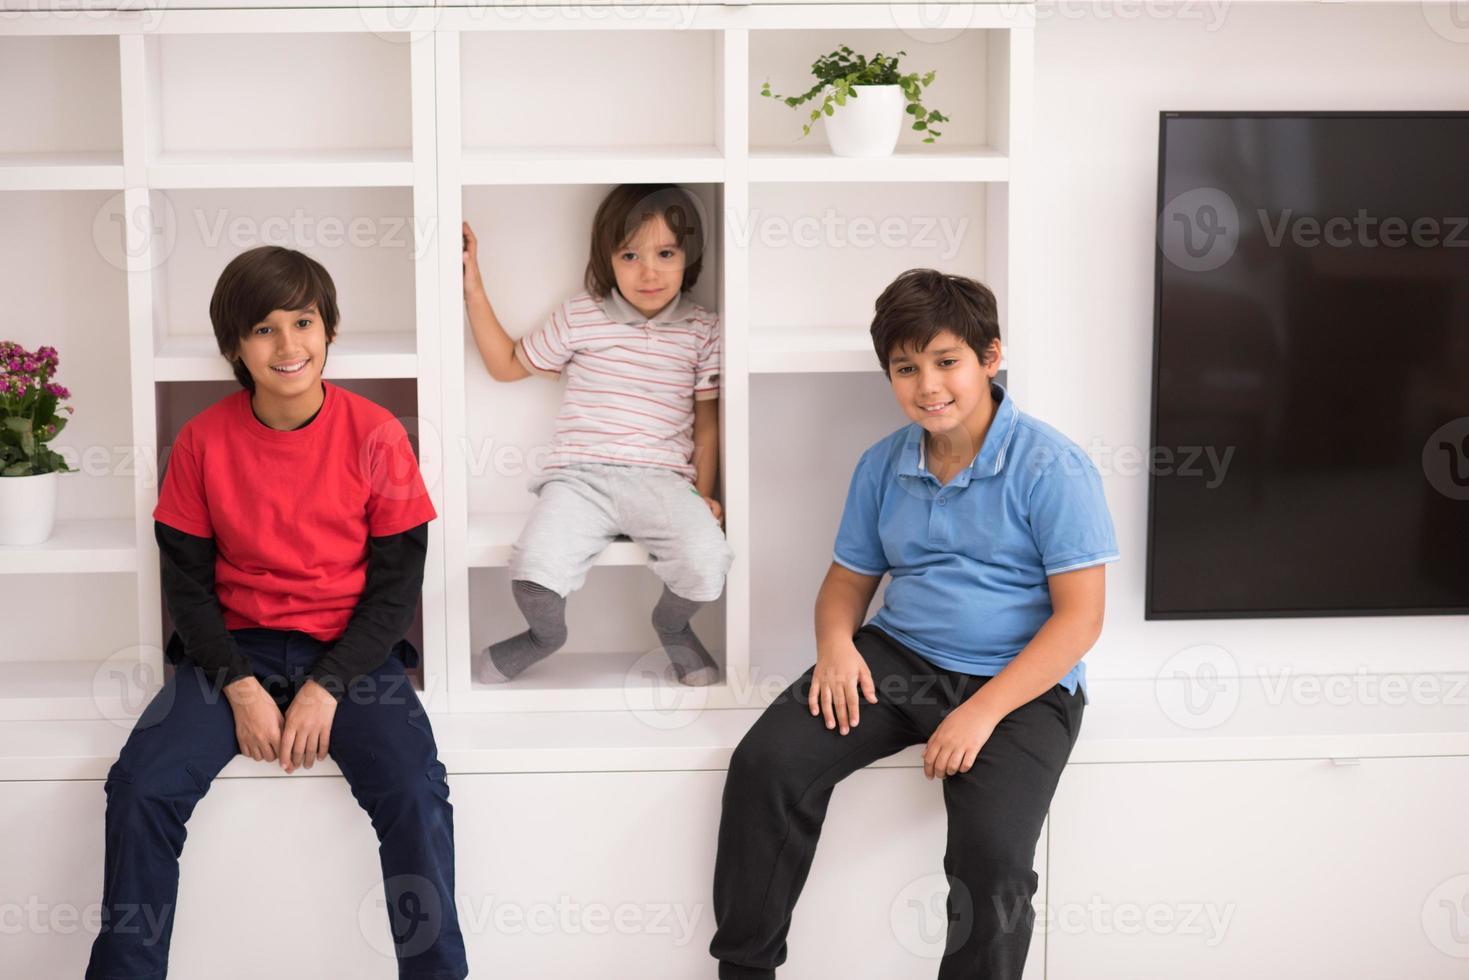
[157,520,428,700]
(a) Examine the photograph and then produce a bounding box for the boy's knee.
[726,724,790,786]
[666,552,732,604]
[726,739,769,786]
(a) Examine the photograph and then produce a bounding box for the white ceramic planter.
[0,470,58,546]
[823,83,906,158]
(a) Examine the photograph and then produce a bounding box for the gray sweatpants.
[509,463,734,603]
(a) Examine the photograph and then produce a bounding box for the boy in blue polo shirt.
[710,269,1118,980]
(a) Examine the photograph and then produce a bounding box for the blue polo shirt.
[833,381,1118,704]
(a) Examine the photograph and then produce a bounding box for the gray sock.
[650,585,719,687]
[478,580,567,684]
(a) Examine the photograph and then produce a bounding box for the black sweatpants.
[710,624,1084,980]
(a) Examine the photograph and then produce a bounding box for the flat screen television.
[1148,111,1469,619]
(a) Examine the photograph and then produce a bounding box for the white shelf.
[748,145,1009,184]
[463,648,721,710]
[0,152,124,191]
[4,671,1469,778]
[153,331,418,381]
[0,519,138,575]
[467,512,650,568]
[147,149,414,189]
[0,660,159,723]
[750,324,1009,374]
[464,648,743,713]
[750,324,880,374]
[460,145,724,186]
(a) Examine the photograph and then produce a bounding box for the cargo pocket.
[426,760,450,802]
[184,761,211,794]
[103,761,134,801]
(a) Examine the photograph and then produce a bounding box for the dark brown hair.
[869,268,1001,374]
[209,246,340,392]
[584,184,705,300]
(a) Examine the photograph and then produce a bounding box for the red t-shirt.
[153,381,437,641]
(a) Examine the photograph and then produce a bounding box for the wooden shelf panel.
[147,148,414,189]
[0,659,160,723]
[750,324,1011,374]
[0,152,124,190]
[154,331,418,381]
[467,512,649,568]
[748,146,1008,184]
[463,649,734,714]
[0,519,138,575]
[460,145,724,186]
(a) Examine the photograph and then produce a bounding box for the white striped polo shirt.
[512,287,722,480]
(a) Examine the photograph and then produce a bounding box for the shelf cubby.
[0,35,123,190]
[142,32,413,187]
[465,566,727,712]
[747,373,898,686]
[748,28,1011,164]
[746,181,992,366]
[446,177,727,711]
[458,29,721,176]
[0,573,151,721]
[144,187,422,381]
[0,189,137,577]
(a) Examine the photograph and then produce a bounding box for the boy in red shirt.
[86,246,468,980]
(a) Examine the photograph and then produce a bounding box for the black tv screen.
[1148,111,1469,619]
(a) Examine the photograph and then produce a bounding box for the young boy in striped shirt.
[462,184,732,685]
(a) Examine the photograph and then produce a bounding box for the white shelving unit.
[0,4,1033,724]
[0,13,445,718]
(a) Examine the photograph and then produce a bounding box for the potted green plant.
[761,45,949,158]
[0,341,76,546]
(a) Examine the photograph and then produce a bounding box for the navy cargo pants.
[85,628,469,980]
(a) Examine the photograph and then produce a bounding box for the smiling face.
[611,213,687,319]
[234,304,329,409]
[887,329,1002,453]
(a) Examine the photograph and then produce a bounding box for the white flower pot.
[823,84,905,158]
[0,470,59,546]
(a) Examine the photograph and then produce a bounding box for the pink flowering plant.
[0,341,76,477]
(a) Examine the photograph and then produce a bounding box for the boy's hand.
[809,639,877,735]
[224,676,285,763]
[462,221,483,297]
[923,700,1000,780]
[702,495,723,526]
[279,679,338,774]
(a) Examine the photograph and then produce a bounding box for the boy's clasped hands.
[224,675,337,774]
[809,636,1002,781]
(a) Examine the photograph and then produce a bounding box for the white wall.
[1028,1,1469,682]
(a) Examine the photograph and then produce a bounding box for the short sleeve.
[694,314,721,401]
[832,448,889,577]
[153,424,213,538]
[513,302,575,380]
[363,416,438,537]
[1028,447,1120,576]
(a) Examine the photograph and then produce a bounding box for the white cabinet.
[1047,756,1469,980]
[0,764,1042,980]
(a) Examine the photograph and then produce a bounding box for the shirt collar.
[599,286,697,326]
[898,381,1019,487]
